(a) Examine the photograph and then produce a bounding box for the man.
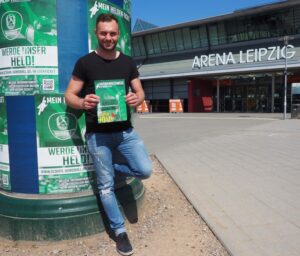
[65,13,152,256]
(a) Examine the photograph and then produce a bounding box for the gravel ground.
[0,156,229,256]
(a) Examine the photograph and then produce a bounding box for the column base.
[0,178,144,241]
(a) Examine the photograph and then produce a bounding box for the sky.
[131,0,282,28]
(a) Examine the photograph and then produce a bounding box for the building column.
[217,80,220,113]
[271,74,275,113]
[170,78,174,99]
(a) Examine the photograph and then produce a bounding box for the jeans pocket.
[124,127,133,134]
[85,133,92,141]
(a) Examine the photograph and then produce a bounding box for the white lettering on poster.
[89,1,130,22]
[192,45,296,69]
[38,146,93,175]
[0,46,57,69]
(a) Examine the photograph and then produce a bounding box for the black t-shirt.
[72,51,139,133]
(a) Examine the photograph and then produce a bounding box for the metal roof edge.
[139,63,300,80]
[133,0,299,37]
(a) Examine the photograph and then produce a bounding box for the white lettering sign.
[192,45,296,69]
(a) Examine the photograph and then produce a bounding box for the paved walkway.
[134,113,300,256]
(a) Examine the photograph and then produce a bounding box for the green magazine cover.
[95,79,127,123]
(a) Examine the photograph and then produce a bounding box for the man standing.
[65,13,152,256]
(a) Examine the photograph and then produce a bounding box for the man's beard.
[99,41,117,51]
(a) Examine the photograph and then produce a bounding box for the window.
[174,29,184,51]
[159,32,169,53]
[190,26,201,48]
[138,37,146,56]
[173,78,188,99]
[225,19,238,43]
[166,31,176,52]
[199,25,208,47]
[224,7,299,44]
[132,37,146,57]
[152,79,171,99]
[236,18,249,41]
[258,16,271,38]
[132,37,141,57]
[281,8,294,35]
[295,6,300,33]
[151,33,161,54]
[208,23,218,46]
[145,35,155,55]
[247,17,261,40]
[182,28,192,50]
[142,81,153,99]
[218,22,227,45]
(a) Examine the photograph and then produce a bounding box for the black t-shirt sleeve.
[130,59,139,81]
[72,58,86,81]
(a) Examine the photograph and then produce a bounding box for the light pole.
[283,36,288,120]
[281,35,294,120]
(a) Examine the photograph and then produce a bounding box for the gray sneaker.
[116,232,134,255]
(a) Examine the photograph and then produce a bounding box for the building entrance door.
[218,83,271,112]
[232,86,243,111]
[219,86,231,112]
[247,84,256,111]
[257,85,269,112]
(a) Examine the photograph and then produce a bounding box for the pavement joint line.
[139,116,280,121]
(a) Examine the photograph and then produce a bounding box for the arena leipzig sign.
[192,45,296,69]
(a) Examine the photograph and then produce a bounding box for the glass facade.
[143,78,188,100]
[142,78,189,112]
[132,6,300,57]
[212,76,290,113]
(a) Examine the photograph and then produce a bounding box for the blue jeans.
[86,128,152,236]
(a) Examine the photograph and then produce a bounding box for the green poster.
[35,94,95,194]
[95,79,127,123]
[88,0,131,55]
[0,0,58,95]
[0,95,10,191]
[123,0,130,14]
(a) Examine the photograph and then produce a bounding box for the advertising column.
[0,0,145,241]
[0,0,58,194]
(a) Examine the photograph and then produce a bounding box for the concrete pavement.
[134,113,300,256]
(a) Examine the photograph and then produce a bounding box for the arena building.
[132,0,300,113]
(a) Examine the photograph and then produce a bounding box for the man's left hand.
[126,92,140,107]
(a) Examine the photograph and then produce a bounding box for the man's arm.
[126,78,145,107]
[65,76,99,110]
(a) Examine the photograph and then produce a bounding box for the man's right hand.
[81,94,100,110]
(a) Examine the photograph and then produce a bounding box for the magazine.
[95,79,127,123]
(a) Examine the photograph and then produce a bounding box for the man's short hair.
[96,13,119,27]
